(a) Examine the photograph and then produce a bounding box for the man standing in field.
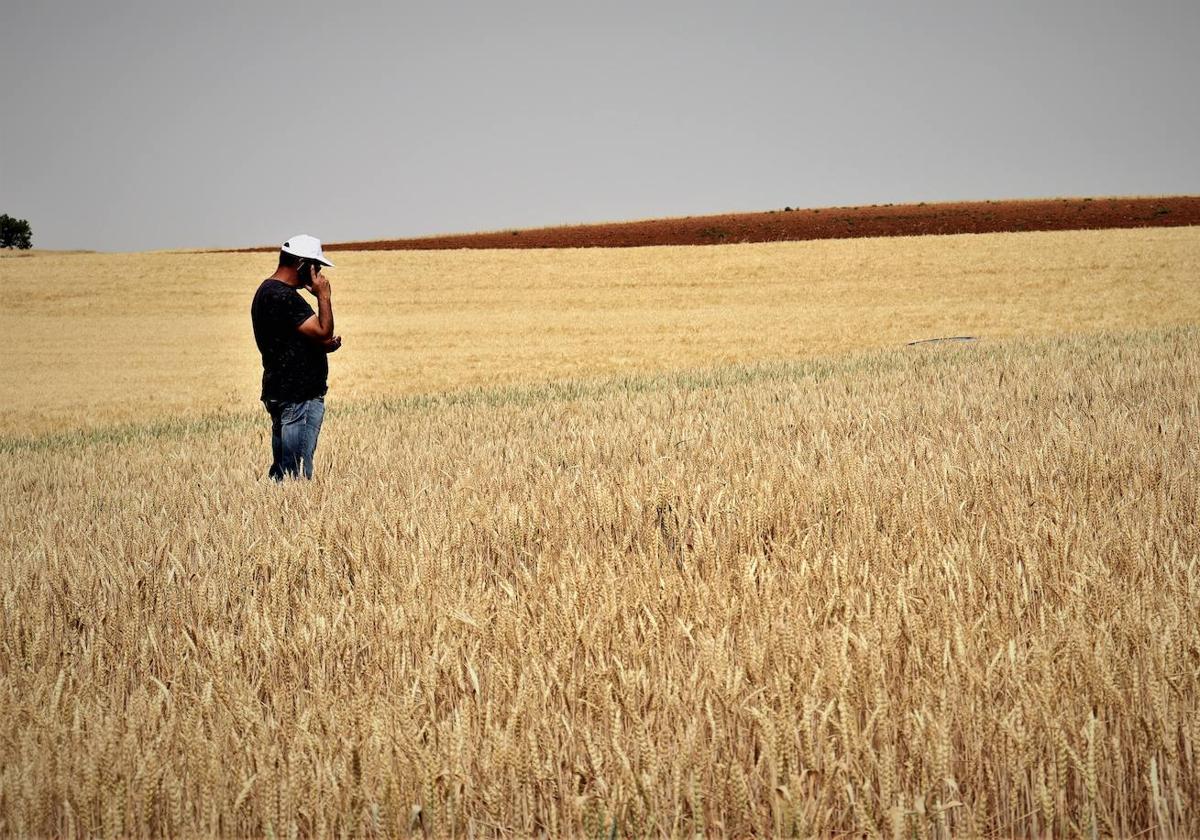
[251,234,342,480]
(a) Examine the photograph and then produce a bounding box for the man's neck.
[269,268,302,288]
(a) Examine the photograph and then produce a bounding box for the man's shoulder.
[255,277,290,295]
[253,278,299,306]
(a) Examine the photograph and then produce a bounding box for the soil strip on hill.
[228,196,1200,252]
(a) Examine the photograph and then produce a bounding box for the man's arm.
[297,267,334,343]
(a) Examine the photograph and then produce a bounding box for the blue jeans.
[263,396,325,480]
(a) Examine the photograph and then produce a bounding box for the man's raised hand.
[297,265,336,343]
[309,265,331,298]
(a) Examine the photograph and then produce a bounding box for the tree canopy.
[0,214,33,249]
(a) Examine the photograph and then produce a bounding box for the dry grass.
[2,226,1198,436]
[2,325,1199,837]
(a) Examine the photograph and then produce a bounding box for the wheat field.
[1,226,1197,436]
[2,228,1199,837]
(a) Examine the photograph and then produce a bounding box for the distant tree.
[0,214,33,249]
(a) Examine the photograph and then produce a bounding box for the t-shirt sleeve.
[280,289,315,329]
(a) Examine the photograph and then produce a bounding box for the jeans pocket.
[279,401,307,426]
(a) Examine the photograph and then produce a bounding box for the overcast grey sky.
[2,1,1198,252]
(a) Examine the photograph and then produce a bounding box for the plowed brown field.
[232,195,1200,252]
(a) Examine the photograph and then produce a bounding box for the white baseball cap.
[281,234,335,268]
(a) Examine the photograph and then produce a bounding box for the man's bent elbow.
[297,315,334,343]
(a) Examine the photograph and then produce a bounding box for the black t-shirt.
[251,278,328,402]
